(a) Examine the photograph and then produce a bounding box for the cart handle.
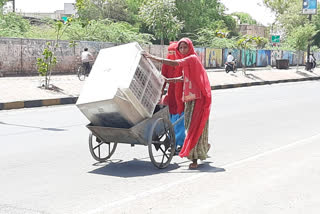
[171,114,185,127]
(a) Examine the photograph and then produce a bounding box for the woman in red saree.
[161,42,184,115]
[161,42,185,151]
[144,38,211,169]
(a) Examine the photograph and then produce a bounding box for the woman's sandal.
[189,160,198,169]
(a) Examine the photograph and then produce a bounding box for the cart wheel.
[89,133,117,162]
[148,118,176,169]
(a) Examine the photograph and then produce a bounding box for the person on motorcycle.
[226,52,235,73]
[310,53,316,71]
[305,53,316,72]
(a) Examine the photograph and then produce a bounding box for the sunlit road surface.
[0,81,320,214]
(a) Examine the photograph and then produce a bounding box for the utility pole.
[302,0,317,70]
[12,0,15,12]
[307,14,312,64]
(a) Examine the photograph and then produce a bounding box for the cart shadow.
[88,158,180,178]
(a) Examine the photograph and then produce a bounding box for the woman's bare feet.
[189,159,198,169]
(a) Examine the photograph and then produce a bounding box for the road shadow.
[169,161,226,174]
[88,158,180,178]
[0,121,67,131]
[88,159,225,177]
[296,70,319,77]
[245,74,264,81]
[229,73,238,77]
[38,84,74,96]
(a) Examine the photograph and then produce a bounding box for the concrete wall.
[0,38,118,76]
[0,37,313,76]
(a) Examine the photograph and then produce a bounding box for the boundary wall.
[0,37,314,76]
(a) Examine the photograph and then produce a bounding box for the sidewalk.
[1,67,320,110]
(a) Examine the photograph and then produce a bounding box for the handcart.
[86,105,178,169]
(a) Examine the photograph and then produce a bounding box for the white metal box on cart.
[76,42,164,128]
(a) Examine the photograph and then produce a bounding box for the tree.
[36,42,57,88]
[237,35,268,74]
[195,27,237,48]
[263,0,309,37]
[65,19,153,43]
[37,19,73,89]
[232,12,258,25]
[0,12,30,37]
[311,14,320,47]
[176,0,228,39]
[0,0,8,8]
[125,0,144,24]
[285,24,317,70]
[75,0,130,22]
[264,0,320,51]
[139,0,183,45]
[263,0,291,15]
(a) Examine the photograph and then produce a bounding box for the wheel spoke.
[89,133,117,162]
[159,153,165,168]
[93,142,104,150]
[148,117,175,169]
[159,146,170,160]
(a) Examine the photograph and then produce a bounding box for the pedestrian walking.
[144,38,212,169]
[161,42,185,153]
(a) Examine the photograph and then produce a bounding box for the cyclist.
[81,48,94,75]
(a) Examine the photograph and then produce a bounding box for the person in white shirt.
[227,52,234,63]
[226,52,235,72]
[81,48,94,75]
[305,53,316,71]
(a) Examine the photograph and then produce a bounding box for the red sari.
[161,42,184,115]
[175,38,212,158]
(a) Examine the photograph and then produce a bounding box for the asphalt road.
[0,81,320,214]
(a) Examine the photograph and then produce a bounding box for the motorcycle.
[305,60,316,71]
[225,59,237,73]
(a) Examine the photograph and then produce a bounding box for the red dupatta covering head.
[161,42,184,114]
[175,38,212,158]
[168,41,177,51]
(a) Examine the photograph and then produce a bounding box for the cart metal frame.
[87,106,177,169]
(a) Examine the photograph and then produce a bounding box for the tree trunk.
[242,48,247,75]
[160,37,164,71]
[296,51,299,72]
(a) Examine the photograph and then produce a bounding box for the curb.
[0,97,78,111]
[1,76,319,111]
[211,76,320,90]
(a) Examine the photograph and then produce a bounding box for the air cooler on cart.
[76,42,165,128]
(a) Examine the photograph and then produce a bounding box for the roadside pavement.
[0,66,319,110]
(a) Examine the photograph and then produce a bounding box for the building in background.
[237,24,269,38]
[16,3,76,20]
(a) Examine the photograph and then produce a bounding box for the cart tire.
[89,133,117,162]
[148,118,176,169]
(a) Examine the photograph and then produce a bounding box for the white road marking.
[86,132,320,214]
